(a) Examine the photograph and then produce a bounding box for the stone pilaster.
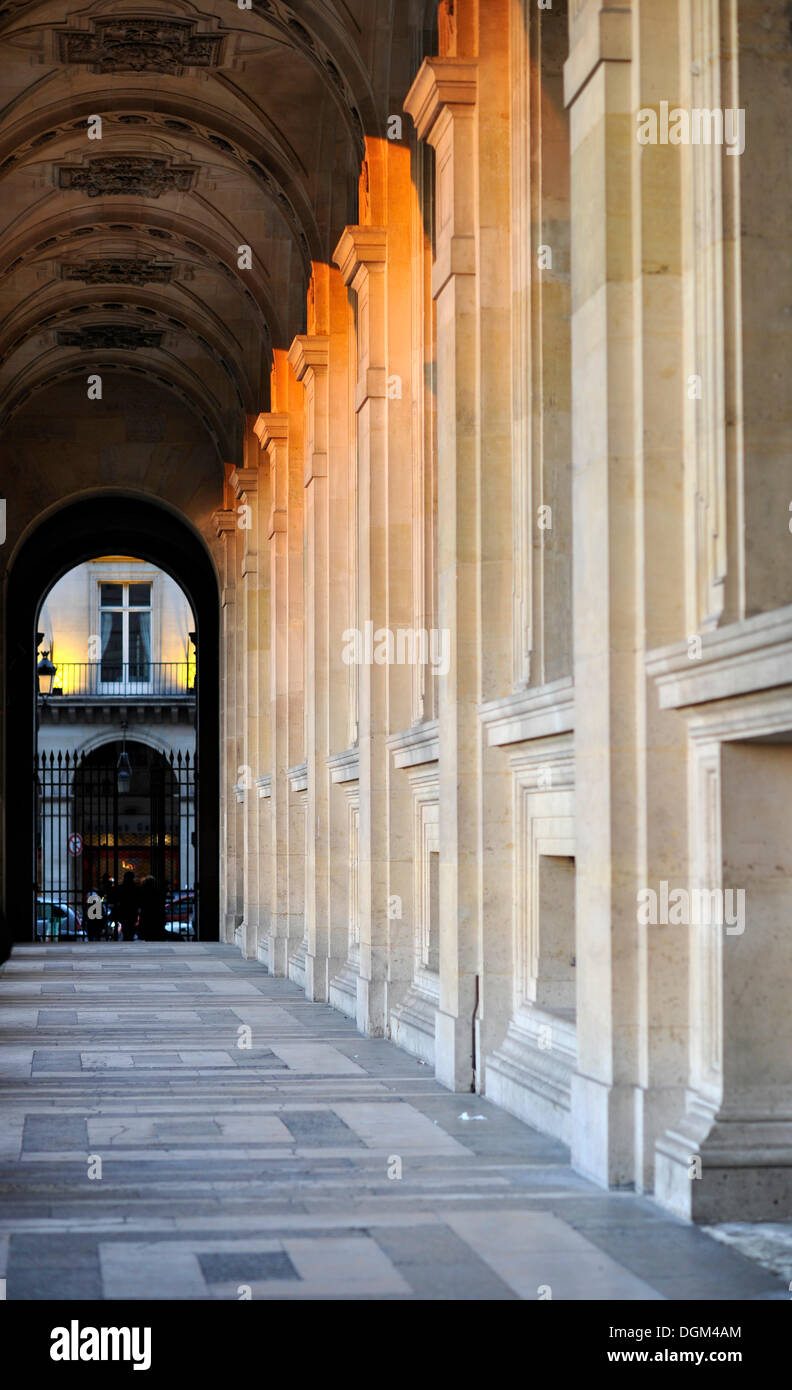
[405,57,479,1090]
[212,500,240,945]
[564,0,641,1186]
[629,0,689,1191]
[323,266,360,1006]
[334,225,390,1036]
[229,430,265,962]
[289,332,338,1000]
[254,412,292,975]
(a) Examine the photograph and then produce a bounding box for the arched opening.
[37,736,196,944]
[5,494,219,943]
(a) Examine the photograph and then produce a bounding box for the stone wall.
[214,0,792,1222]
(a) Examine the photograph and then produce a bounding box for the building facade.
[35,557,196,934]
[0,0,789,1225]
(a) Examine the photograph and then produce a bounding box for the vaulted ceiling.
[0,0,427,462]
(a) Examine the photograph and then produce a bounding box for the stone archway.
[5,492,220,941]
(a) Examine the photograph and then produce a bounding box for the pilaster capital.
[404,58,477,145]
[253,412,289,453]
[212,508,236,538]
[288,334,329,382]
[229,467,259,498]
[332,226,387,290]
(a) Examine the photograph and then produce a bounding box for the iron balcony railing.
[43,662,197,700]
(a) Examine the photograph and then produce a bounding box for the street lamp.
[117,719,132,796]
[37,650,57,699]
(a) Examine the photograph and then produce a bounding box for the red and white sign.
[67,831,83,857]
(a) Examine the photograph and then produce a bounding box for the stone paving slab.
[0,942,787,1301]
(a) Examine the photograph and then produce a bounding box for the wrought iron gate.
[33,744,198,942]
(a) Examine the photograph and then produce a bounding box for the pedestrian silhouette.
[138,875,166,942]
[117,870,139,942]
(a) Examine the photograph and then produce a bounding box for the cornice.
[387,719,440,770]
[327,745,360,784]
[212,508,236,538]
[646,606,792,711]
[479,677,575,747]
[403,58,478,143]
[332,225,387,288]
[288,334,329,381]
[253,411,289,451]
[229,466,259,498]
[287,761,308,794]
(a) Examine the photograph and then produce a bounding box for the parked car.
[165,886,195,940]
[35,900,83,940]
[164,918,195,940]
[165,887,194,922]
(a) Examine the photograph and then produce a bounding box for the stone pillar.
[251,422,273,964]
[737,0,791,616]
[564,0,640,1186]
[650,0,792,1222]
[630,0,689,1191]
[333,226,390,1036]
[254,412,290,975]
[324,266,358,1003]
[473,0,519,1088]
[405,58,480,1090]
[255,370,304,977]
[230,426,264,961]
[282,367,306,984]
[290,272,361,1003]
[212,502,239,944]
[289,331,331,998]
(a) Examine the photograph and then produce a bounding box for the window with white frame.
[99,581,152,686]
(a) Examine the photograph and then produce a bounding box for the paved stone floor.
[0,942,785,1301]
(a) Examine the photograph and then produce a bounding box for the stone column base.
[305,953,346,1003]
[288,940,307,989]
[241,917,258,960]
[267,934,290,977]
[570,1073,639,1189]
[485,1009,576,1145]
[390,983,439,1067]
[356,975,386,1037]
[329,959,359,1019]
[434,1007,475,1092]
[655,1097,792,1223]
[304,952,325,1002]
